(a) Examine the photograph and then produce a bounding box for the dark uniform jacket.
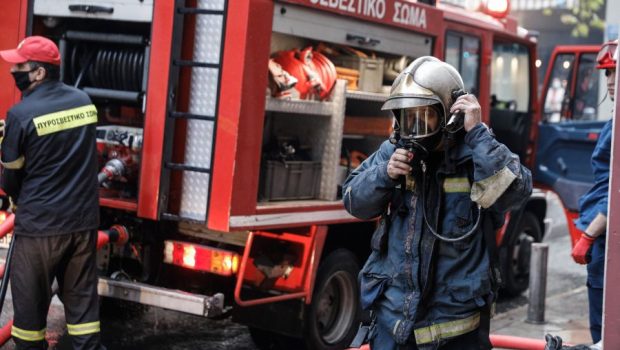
[1,80,99,236]
[343,124,532,349]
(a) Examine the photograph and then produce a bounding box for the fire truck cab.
[0,0,546,348]
[536,45,614,246]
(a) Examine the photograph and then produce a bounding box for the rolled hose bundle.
[273,47,337,100]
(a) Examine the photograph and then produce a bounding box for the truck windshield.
[491,42,530,113]
[543,53,574,122]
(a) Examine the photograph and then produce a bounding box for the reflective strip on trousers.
[11,326,46,341]
[67,321,101,336]
[414,312,480,345]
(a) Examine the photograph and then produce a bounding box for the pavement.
[490,191,593,348]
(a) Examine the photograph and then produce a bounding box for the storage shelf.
[257,199,343,214]
[265,96,333,116]
[345,90,388,102]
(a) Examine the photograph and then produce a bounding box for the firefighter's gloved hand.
[572,233,595,264]
[545,334,595,350]
[545,334,563,350]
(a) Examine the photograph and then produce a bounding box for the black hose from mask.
[420,160,482,242]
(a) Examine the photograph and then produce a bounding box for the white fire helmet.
[382,56,465,140]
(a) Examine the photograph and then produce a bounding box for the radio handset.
[445,89,468,134]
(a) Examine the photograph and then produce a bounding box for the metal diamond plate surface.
[179,0,226,221]
[319,80,346,200]
[180,172,211,220]
[264,81,346,201]
[199,0,225,11]
[193,14,223,65]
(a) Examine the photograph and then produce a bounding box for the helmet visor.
[396,105,442,139]
[597,41,618,67]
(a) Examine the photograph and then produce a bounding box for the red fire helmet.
[596,39,618,70]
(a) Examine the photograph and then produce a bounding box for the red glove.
[572,233,595,265]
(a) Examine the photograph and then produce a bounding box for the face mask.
[11,69,36,92]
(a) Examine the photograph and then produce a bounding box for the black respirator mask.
[11,69,36,92]
[389,104,444,161]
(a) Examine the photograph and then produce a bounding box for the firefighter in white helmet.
[343,56,532,349]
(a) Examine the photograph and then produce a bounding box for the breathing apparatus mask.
[389,103,444,161]
[382,56,480,242]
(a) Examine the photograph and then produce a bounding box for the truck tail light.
[163,240,240,276]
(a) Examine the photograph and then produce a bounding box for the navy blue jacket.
[1,80,99,236]
[343,124,532,347]
[575,119,612,232]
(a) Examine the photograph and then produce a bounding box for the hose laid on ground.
[345,335,555,350]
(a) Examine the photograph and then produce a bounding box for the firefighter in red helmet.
[0,36,105,350]
[572,38,617,346]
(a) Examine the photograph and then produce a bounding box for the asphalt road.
[0,192,587,349]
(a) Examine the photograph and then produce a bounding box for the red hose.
[0,320,13,346]
[490,334,551,349]
[346,335,553,350]
[97,230,110,250]
[0,214,15,239]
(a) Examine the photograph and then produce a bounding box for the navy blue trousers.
[587,235,605,343]
[370,323,487,350]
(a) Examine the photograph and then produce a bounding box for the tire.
[500,212,543,297]
[303,249,361,350]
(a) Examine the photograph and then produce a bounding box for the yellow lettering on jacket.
[33,104,98,136]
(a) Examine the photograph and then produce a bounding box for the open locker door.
[535,46,611,212]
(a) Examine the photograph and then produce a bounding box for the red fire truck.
[0,0,546,349]
[536,45,614,247]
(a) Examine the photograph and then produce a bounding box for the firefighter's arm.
[465,123,532,210]
[0,111,25,201]
[572,212,606,264]
[342,141,398,220]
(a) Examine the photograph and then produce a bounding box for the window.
[491,43,530,113]
[445,32,480,95]
[542,53,574,122]
[573,53,600,121]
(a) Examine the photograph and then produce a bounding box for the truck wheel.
[304,249,361,350]
[500,212,542,297]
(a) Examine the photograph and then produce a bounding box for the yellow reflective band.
[33,104,98,136]
[11,326,46,341]
[470,166,517,208]
[443,177,471,193]
[1,155,25,170]
[67,321,101,336]
[414,312,480,345]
